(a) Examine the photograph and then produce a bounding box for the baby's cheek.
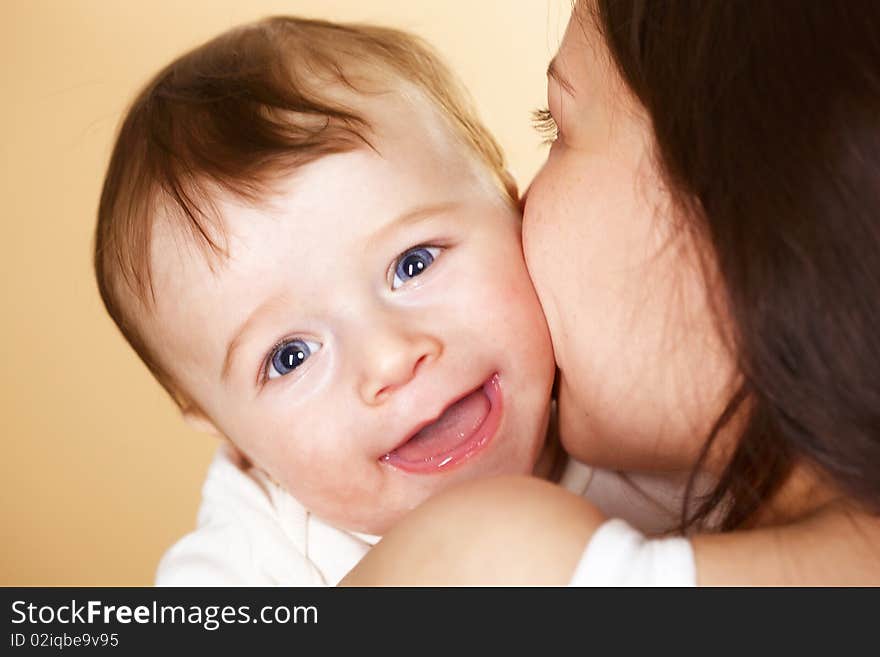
[482,263,555,369]
[240,410,326,487]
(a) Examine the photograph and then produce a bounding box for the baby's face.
[145,90,555,534]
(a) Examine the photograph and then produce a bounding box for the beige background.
[1,0,570,585]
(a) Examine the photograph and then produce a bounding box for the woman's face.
[522,8,736,472]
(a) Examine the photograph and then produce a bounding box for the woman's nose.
[357,320,443,406]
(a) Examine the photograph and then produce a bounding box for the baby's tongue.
[393,387,490,463]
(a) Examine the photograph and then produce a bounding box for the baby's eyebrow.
[221,293,285,383]
[365,201,461,247]
[547,57,576,96]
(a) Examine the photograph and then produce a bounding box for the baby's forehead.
[143,83,503,308]
[353,82,490,170]
[159,88,488,231]
[151,102,482,266]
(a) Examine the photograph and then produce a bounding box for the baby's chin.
[314,497,430,537]
[320,460,544,537]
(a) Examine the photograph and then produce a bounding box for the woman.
[342,0,880,584]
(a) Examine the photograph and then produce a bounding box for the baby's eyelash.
[532,107,558,144]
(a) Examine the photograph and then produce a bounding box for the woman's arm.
[692,502,880,585]
[341,476,880,586]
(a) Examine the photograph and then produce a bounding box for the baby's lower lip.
[381,374,503,474]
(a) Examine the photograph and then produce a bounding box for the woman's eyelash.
[532,107,558,144]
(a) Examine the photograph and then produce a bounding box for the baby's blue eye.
[267,339,321,380]
[392,246,440,289]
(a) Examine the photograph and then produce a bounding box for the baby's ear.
[182,405,222,437]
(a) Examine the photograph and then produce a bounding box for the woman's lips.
[381,374,503,474]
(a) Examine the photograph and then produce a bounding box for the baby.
[94,16,566,585]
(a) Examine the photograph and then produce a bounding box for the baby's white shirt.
[155,445,378,586]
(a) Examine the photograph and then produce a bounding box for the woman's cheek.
[523,165,591,364]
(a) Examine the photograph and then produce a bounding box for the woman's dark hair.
[591,0,880,530]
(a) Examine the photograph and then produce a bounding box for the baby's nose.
[357,328,442,406]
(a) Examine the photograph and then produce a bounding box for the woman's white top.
[559,459,697,586]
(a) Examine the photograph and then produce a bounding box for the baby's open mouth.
[381,374,502,473]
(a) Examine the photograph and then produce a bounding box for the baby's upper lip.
[383,378,487,456]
